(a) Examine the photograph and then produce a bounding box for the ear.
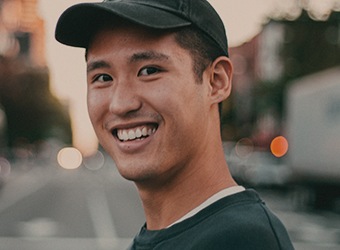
[208,56,233,105]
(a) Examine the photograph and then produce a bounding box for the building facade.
[0,0,45,66]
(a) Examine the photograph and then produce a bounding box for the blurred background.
[0,0,340,249]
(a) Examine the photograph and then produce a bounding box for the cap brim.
[55,2,191,48]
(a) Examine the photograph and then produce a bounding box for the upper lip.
[109,120,157,131]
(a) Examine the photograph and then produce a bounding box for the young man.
[55,0,294,249]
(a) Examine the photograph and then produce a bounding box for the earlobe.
[209,56,233,104]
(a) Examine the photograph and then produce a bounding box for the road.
[0,157,144,250]
[0,156,339,250]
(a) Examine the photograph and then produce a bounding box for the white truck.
[285,66,340,208]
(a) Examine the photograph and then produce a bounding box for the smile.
[115,124,157,142]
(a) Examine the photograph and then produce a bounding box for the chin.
[115,161,158,183]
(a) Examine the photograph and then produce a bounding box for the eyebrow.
[87,51,170,73]
[87,60,111,73]
[129,51,169,63]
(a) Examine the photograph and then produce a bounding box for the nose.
[109,81,142,116]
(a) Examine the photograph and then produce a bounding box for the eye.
[138,66,161,76]
[93,74,113,83]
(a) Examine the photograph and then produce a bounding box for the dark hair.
[173,26,225,116]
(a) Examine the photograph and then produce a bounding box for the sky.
[37,0,339,155]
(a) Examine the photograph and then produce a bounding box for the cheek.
[87,91,107,125]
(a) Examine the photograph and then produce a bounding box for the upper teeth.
[117,126,156,141]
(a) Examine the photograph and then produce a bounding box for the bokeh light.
[235,138,254,159]
[270,136,289,158]
[83,150,105,171]
[0,157,11,178]
[57,147,83,170]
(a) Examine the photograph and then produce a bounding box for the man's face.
[86,24,212,185]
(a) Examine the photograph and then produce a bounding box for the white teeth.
[117,126,157,141]
[136,128,142,138]
[128,130,135,140]
[142,127,147,136]
[122,131,128,141]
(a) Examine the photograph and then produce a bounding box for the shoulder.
[190,190,294,249]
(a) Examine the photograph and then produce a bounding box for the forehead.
[85,23,196,75]
[87,22,179,56]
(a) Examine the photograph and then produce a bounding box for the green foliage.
[0,58,72,150]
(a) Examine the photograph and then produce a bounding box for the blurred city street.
[0,156,339,250]
[1,1,340,250]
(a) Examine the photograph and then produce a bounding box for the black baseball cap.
[55,0,228,56]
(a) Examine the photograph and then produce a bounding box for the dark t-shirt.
[128,189,294,250]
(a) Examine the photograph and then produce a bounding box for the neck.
[136,142,237,230]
